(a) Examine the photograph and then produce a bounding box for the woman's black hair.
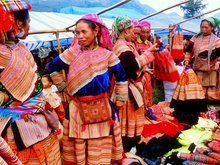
[75,19,101,46]
[196,19,216,37]
[42,74,53,83]
[14,9,30,26]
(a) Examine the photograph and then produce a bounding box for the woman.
[48,14,128,165]
[111,16,156,152]
[0,0,61,164]
[184,17,220,101]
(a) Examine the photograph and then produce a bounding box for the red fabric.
[208,140,220,153]
[171,49,184,60]
[154,49,179,82]
[142,121,183,138]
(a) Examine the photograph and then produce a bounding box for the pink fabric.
[138,21,151,28]
[80,14,112,50]
[131,19,139,27]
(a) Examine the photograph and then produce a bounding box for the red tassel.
[56,128,62,135]
[81,125,86,132]
[110,119,115,125]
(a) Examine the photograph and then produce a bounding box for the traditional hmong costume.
[111,17,154,152]
[171,25,184,62]
[153,44,180,82]
[49,14,128,165]
[184,17,220,100]
[0,1,61,164]
[135,21,153,107]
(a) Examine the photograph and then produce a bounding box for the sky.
[139,0,219,17]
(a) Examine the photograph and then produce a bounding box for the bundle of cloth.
[135,102,184,164]
[153,39,180,82]
[165,117,220,164]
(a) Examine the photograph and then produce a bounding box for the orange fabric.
[54,103,65,122]
[119,99,145,137]
[5,127,61,165]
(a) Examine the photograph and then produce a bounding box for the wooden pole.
[55,32,62,54]
[138,0,190,22]
[173,7,220,26]
[66,0,131,30]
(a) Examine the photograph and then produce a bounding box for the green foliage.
[152,86,164,104]
[180,0,206,19]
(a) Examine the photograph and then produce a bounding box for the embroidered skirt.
[62,119,123,165]
[5,127,61,165]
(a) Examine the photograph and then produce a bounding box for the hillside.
[24,0,155,15]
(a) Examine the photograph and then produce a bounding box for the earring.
[95,36,98,45]
[16,28,25,38]
[125,33,130,40]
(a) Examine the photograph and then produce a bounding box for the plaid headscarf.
[0,0,32,44]
[78,14,112,50]
[111,16,133,44]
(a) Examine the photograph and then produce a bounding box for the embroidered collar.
[137,36,149,45]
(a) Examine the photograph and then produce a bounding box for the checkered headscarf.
[0,0,32,43]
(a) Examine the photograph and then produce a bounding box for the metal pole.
[138,0,190,21]
[173,8,220,26]
[97,0,131,15]
[66,0,131,30]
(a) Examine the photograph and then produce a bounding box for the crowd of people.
[0,0,220,164]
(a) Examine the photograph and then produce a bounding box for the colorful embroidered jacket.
[112,39,154,80]
[0,42,51,150]
[135,36,152,55]
[184,33,220,67]
[49,44,128,101]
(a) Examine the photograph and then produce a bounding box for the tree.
[180,0,207,19]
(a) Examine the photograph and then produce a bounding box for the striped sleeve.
[108,53,128,101]
[60,47,75,65]
[136,50,155,68]
[0,137,22,165]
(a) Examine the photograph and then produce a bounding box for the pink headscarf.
[78,14,112,50]
[138,21,151,28]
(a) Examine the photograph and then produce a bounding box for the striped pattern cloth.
[120,99,145,137]
[171,25,184,60]
[177,152,218,164]
[172,68,205,101]
[154,48,180,82]
[0,0,31,12]
[0,137,21,165]
[62,119,123,165]
[60,45,126,97]
[113,39,154,69]
[0,42,38,102]
[6,127,61,165]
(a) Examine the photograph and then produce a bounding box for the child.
[42,74,65,123]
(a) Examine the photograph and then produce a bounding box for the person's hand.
[214,62,220,71]
[148,43,159,52]
[146,68,154,75]
[184,60,190,67]
[0,91,9,104]
[42,110,59,131]
[115,100,124,109]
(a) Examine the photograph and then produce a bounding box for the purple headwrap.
[78,14,112,50]
[138,21,151,28]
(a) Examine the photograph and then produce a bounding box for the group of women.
[0,0,219,164]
